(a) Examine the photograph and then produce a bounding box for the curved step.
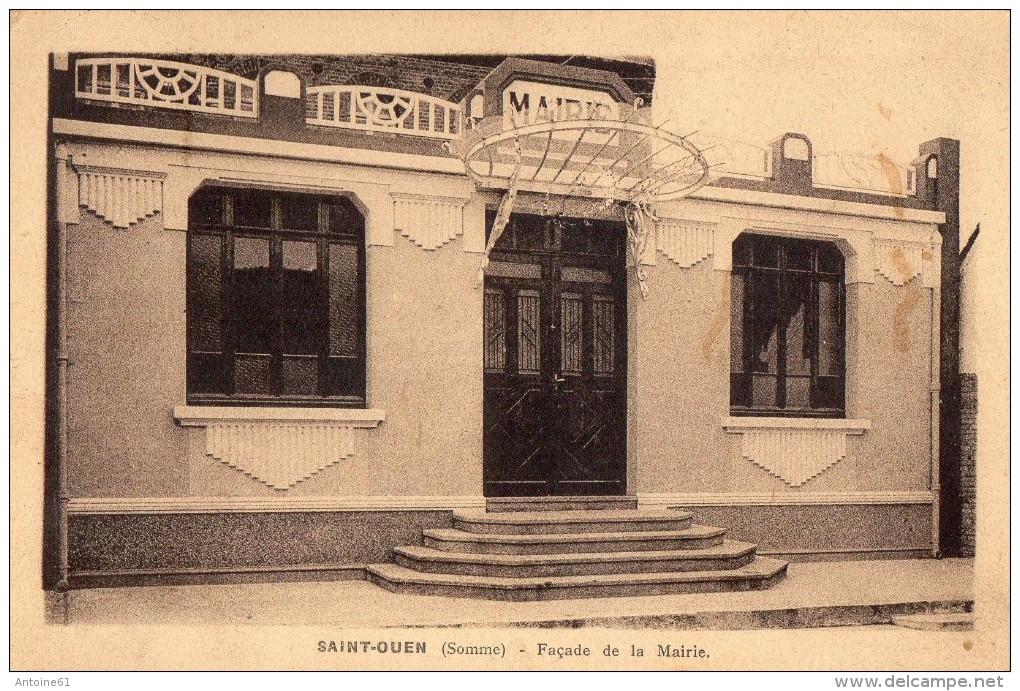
[394,540,756,578]
[452,509,694,535]
[422,524,727,555]
[367,557,789,601]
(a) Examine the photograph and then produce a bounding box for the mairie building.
[43,53,967,596]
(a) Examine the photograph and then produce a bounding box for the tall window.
[187,187,366,407]
[730,233,845,417]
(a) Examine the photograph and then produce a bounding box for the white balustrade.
[307,85,463,140]
[75,57,258,118]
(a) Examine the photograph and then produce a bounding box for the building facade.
[44,53,963,589]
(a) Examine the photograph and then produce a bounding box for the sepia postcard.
[9,10,1010,673]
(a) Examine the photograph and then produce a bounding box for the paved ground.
[53,558,973,629]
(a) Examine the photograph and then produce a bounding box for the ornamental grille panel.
[306,85,463,140]
[75,57,258,117]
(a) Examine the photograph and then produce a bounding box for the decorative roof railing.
[75,57,258,118]
[306,85,463,140]
[813,153,916,197]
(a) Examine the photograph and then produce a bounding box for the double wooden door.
[482,212,627,497]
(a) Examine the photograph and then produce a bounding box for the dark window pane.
[325,356,364,399]
[517,289,541,373]
[232,236,273,354]
[730,234,845,415]
[750,273,780,373]
[732,235,752,267]
[819,244,845,274]
[560,292,583,374]
[281,197,320,232]
[786,376,811,409]
[559,218,588,254]
[233,191,273,228]
[730,372,752,408]
[593,296,615,375]
[483,289,506,372]
[511,216,546,251]
[189,234,222,353]
[730,273,744,373]
[190,192,225,226]
[785,279,812,375]
[188,353,225,394]
[786,242,813,271]
[753,235,780,267]
[752,374,777,408]
[281,356,318,395]
[818,281,841,376]
[234,354,271,394]
[328,199,364,236]
[589,220,622,259]
[815,376,844,410]
[328,243,359,358]
[281,241,320,355]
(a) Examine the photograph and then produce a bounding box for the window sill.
[173,405,385,429]
[722,416,871,433]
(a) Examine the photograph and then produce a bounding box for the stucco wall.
[628,250,935,496]
[64,179,935,504]
[66,207,483,499]
[66,211,188,497]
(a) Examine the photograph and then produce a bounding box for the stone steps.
[485,496,639,512]
[393,539,757,578]
[368,507,788,600]
[452,508,695,534]
[891,612,975,631]
[423,524,727,555]
[366,557,789,601]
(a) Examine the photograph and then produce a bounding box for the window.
[187,187,366,407]
[730,233,845,417]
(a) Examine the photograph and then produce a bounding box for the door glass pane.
[560,292,583,375]
[785,278,812,375]
[328,243,359,358]
[189,234,222,353]
[730,273,744,373]
[593,296,615,375]
[561,266,612,284]
[818,281,841,375]
[281,241,319,355]
[232,236,273,354]
[483,289,507,372]
[486,261,541,279]
[517,289,541,374]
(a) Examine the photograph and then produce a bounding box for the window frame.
[729,233,846,418]
[186,186,367,408]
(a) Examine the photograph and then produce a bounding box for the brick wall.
[959,372,977,557]
[176,54,493,102]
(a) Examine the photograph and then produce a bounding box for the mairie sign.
[503,80,620,128]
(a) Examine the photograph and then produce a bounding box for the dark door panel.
[483,212,627,497]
